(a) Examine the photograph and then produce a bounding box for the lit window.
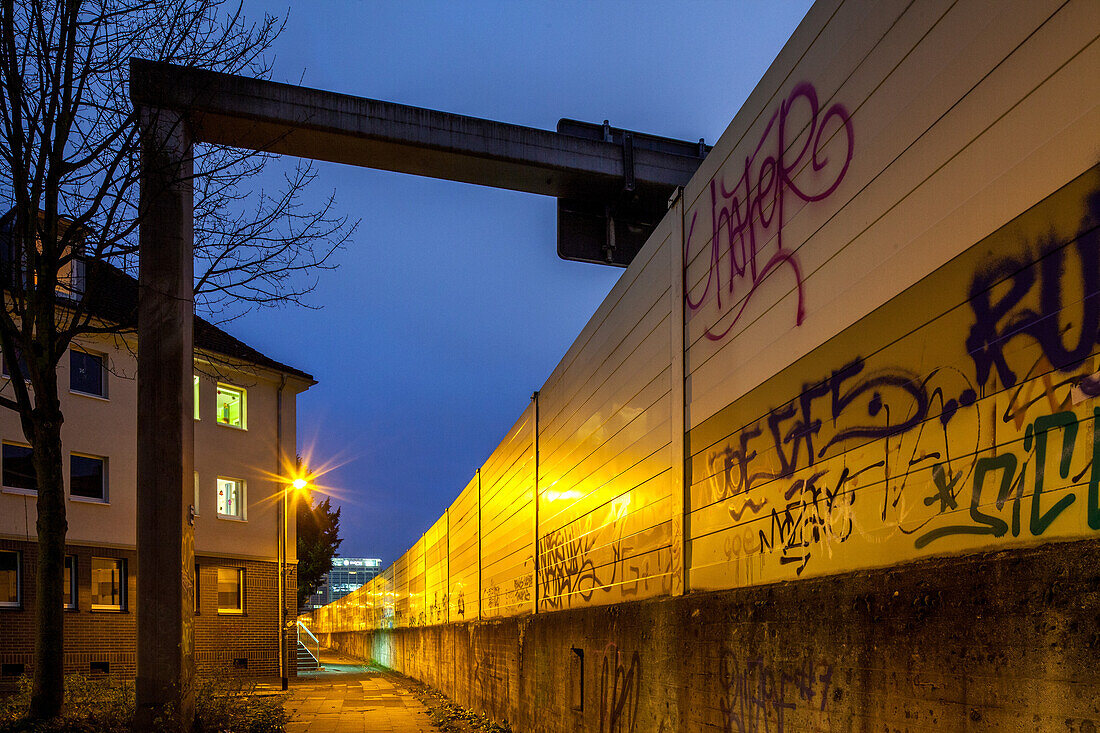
[2,443,35,493]
[216,385,245,428]
[64,555,76,609]
[0,550,20,608]
[70,454,107,502]
[90,557,124,611]
[194,375,200,420]
[69,350,106,397]
[217,477,245,519]
[217,567,244,613]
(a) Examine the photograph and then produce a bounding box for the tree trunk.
[28,405,66,719]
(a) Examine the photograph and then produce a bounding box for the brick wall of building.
[193,554,296,679]
[0,538,296,690]
[319,538,1100,732]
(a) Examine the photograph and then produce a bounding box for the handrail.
[297,618,321,669]
[297,619,319,645]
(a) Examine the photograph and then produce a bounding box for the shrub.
[193,675,287,733]
[0,673,287,733]
[0,674,132,733]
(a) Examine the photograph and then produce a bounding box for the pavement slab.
[284,650,438,733]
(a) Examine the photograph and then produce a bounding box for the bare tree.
[0,0,353,719]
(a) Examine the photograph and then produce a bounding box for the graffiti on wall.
[484,573,533,614]
[471,632,511,720]
[718,648,833,733]
[599,644,641,733]
[693,174,1100,586]
[685,82,854,341]
[539,504,674,612]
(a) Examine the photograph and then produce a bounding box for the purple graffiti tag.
[685,82,854,341]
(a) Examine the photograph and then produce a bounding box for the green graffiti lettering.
[1090,408,1100,531]
[1024,411,1078,536]
[915,454,1016,549]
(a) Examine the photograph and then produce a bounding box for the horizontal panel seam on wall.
[540,269,673,433]
[682,51,1095,431]
[684,5,1092,425]
[686,175,1100,480]
[539,307,672,467]
[540,425,673,532]
[539,355,672,488]
[481,429,532,484]
[541,230,674,399]
[539,440,673,537]
[539,409,672,529]
[682,0,939,287]
[684,0,1086,339]
[539,470,674,551]
[539,285,672,435]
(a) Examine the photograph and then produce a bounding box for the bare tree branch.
[0,0,356,720]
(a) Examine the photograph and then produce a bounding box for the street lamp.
[280,472,309,690]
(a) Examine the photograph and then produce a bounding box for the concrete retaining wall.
[320,538,1100,732]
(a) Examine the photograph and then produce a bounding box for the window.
[90,557,125,611]
[216,477,245,519]
[217,567,244,614]
[70,454,107,502]
[0,551,20,608]
[194,563,200,615]
[2,443,35,493]
[215,384,245,428]
[193,472,200,516]
[64,555,77,609]
[194,375,200,420]
[69,350,106,397]
[1,349,29,381]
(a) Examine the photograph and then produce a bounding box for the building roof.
[84,259,315,383]
[0,208,313,382]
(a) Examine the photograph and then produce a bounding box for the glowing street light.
[280,468,311,690]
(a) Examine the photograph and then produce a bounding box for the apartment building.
[0,260,314,683]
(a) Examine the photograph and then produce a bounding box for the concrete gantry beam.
[131,59,706,727]
[129,59,708,266]
[129,60,701,200]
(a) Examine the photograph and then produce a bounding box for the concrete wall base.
[320,539,1100,732]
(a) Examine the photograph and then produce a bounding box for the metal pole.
[532,391,539,615]
[281,486,289,690]
[476,469,481,621]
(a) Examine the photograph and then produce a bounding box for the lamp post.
[280,476,308,690]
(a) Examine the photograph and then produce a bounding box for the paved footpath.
[284,649,437,733]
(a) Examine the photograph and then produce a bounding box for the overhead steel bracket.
[555,119,708,266]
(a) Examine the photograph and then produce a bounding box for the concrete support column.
[135,106,196,731]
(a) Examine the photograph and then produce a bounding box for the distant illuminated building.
[305,557,382,609]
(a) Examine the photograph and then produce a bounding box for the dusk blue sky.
[230,1,814,564]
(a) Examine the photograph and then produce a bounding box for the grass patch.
[0,674,287,733]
